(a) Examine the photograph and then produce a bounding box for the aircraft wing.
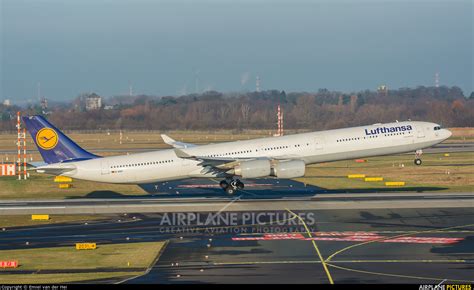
[174,148,300,167]
[174,148,253,169]
[161,134,198,149]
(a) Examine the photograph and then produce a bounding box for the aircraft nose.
[445,129,452,138]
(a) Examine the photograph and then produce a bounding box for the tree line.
[0,86,473,131]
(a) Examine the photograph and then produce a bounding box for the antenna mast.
[37,82,41,101]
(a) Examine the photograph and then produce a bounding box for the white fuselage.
[47,121,451,184]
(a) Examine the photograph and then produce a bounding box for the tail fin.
[22,115,99,164]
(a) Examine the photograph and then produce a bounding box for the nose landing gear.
[414,149,423,166]
[220,179,244,196]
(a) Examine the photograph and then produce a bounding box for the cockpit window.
[434,126,441,131]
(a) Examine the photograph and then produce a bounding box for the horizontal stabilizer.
[33,164,76,175]
[28,161,48,168]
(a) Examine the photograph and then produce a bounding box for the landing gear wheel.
[219,180,229,189]
[414,149,423,166]
[236,179,244,189]
[222,178,244,195]
[225,186,236,196]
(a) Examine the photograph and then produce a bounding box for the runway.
[0,191,473,215]
[130,208,474,284]
[423,142,474,153]
[0,175,472,283]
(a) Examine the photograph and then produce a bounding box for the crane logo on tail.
[36,128,59,150]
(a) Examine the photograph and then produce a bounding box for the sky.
[1,0,472,102]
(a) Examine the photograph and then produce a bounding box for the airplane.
[23,115,452,195]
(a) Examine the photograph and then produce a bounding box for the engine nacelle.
[271,160,306,178]
[232,160,271,178]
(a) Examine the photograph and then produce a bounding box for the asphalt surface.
[127,207,474,284]
[0,207,473,284]
[0,178,472,214]
[0,163,473,283]
[423,142,474,153]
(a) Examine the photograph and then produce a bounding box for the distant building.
[2,99,11,107]
[377,85,388,97]
[40,97,48,111]
[85,93,102,111]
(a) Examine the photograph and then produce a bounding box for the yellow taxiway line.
[213,259,467,266]
[322,222,474,283]
[326,263,474,284]
[286,208,334,284]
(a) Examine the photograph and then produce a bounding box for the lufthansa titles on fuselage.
[365,125,413,136]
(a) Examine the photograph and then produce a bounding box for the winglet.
[161,134,176,146]
[161,134,197,149]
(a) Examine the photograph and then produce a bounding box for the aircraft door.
[101,160,110,175]
[416,126,425,138]
[314,135,324,150]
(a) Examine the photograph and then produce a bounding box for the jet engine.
[271,160,306,178]
[230,160,271,178]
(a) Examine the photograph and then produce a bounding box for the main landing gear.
[414,149,423,166]
[219,179,244,196]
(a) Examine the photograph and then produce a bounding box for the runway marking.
[178,184,274,188]
[325,263,474,284]
[0,206,67,210]
[321,223,474,283]
[331,259,468,263]
[235,230,474,236]
[215,195,242,215]
[213,259,467,266]
[286,209,334,285]
[325,223,474,263]
[240,189,258,197]
[232,233,463,244]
